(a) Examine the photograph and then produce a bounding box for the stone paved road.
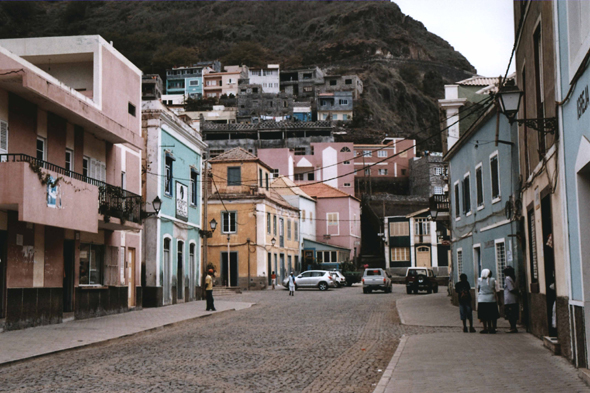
[0,285,451,393]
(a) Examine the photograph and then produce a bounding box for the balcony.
[430,194,450,220]
[0,154,141,232]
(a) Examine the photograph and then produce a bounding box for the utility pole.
[201,159,210,299]
[247,238,251,291]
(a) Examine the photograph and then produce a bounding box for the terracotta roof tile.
[299,182,353,199]
[209,147,258,162]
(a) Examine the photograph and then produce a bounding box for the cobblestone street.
[0,286,448,393]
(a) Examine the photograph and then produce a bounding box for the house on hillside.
[203,65,248,99]
[299,183,361,263]
[317,91,353,121]
[165,61,221,98]
[0,35,143,330]
[141,100,206,307]
[280,66,325,99]
[317,74,364,100]
[206,148,299,288]
[246,64,280,94]
[258,142,355,196]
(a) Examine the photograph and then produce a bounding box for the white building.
[248,64,280,94]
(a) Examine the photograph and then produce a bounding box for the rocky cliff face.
[0,1,476,149]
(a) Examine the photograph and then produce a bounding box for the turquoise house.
[141,100,206,307]
[165,61,221,99]
[440,76,522,305]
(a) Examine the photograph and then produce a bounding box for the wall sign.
[176,181,188,222]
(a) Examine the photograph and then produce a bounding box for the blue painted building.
[440,76,522,305]
[555,1,590,367]
[165,61,221,98]
[141,100,207,307]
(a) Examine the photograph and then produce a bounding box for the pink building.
[258,142,355,195]
[353,137,416,178]
[299,183,361,259]
[0,36,143,330]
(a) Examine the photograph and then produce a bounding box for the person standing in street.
[271,271,277,290]
[503,266,519,333]
[477,269,499,334]
[205,269,216,311]
[288,272,296,296]
[455,273,476,333]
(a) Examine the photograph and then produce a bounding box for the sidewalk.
[0,299,254,366]
[375,289,590,393]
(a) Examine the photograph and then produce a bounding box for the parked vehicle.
[343,271,362,286]
[405,267,438,294]
[329,271,347,287]
[282,270,336,291]
[362,268,392,293]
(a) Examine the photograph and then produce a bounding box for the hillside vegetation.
[0,1,476,150]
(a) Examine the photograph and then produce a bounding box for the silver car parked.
[282,270,336,291]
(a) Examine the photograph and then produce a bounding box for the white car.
[282,270,336,291]
[329,271,347,287]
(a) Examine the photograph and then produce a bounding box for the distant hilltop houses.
[143,62,363,130]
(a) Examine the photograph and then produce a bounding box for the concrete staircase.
[212,287,242,296]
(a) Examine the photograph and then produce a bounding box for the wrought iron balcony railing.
[0,153,141,224]
[430,194,450,215]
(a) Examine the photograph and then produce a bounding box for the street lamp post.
[496,83,558,134]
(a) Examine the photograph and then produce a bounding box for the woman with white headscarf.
[477,269,500,334]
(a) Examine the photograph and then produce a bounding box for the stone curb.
[0,307,246,369]
[372,335,408,393]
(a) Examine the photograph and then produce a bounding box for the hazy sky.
[394,0,515,77]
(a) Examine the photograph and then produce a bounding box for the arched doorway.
[416,246,431,268]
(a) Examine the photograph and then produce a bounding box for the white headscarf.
[480,269,491,286]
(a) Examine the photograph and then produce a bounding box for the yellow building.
[207,148,300,289]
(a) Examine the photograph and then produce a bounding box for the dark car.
[405,268,438,294]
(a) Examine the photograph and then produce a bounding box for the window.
[128,103,136,117]
[287,220,292,240]
[259,169,263,188]
[330,80,337,86]
[294,221,299,241]
[222,211,237,233]
[307,172,315,181]
[343,161,350,165]
[528,209,538,281]
[389,221,409,237]
[343,114,348,121]
[65,149,73,172]
[495,240,507,288]
[364,168,370,176]
[191,169,198,206]
[294,147,306,155]
[209,149,225,158]
[340,147,351,153]
[378,169,388,175]
[252,87,259,93]
[265,172,269,191]
[294,173,304,181]
[79,244,104,285]
[344,183,351,187]
[454,182,460,218]
[415,218,430,236]
[457,249,463,275]
[391,247,410,261]
[490,153,500,201]
[434,167,443,175]
[83,156,89,177]
[476,165,484,208]
[301,210,306,222]
[317,251,338,263]
[121,171,126,190]
[332,114,338,121]
[345,79,352,85]
[310,212,313,223]
[189,80,199,86]
[360,150,371,158]
[322,114,328,120]
[165,156,174,196]
[267,212,271,234]
[273,215,277,236]
[36,137,46,161]
[463,174,471,214]
[401,169,407,176]
[327,213,338,226]
[434,186,444,195]
[0,120,7,154]
[271,169,279,179]
[339,99,348,105]
[303,86,313,92]
[378,150,387,158]
[227,167,241,185]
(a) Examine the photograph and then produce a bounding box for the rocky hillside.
[0,1,476,150]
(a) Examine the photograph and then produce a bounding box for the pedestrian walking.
[477,268,499,334]
[504,266,519,333]
[271,271,277,290]
[455,273,476,333]
[205,269,216,311]
[288,272,296,296]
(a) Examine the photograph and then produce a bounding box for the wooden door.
[416,246,431,267]
[128,248,136,308]
[63,240,75,313]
